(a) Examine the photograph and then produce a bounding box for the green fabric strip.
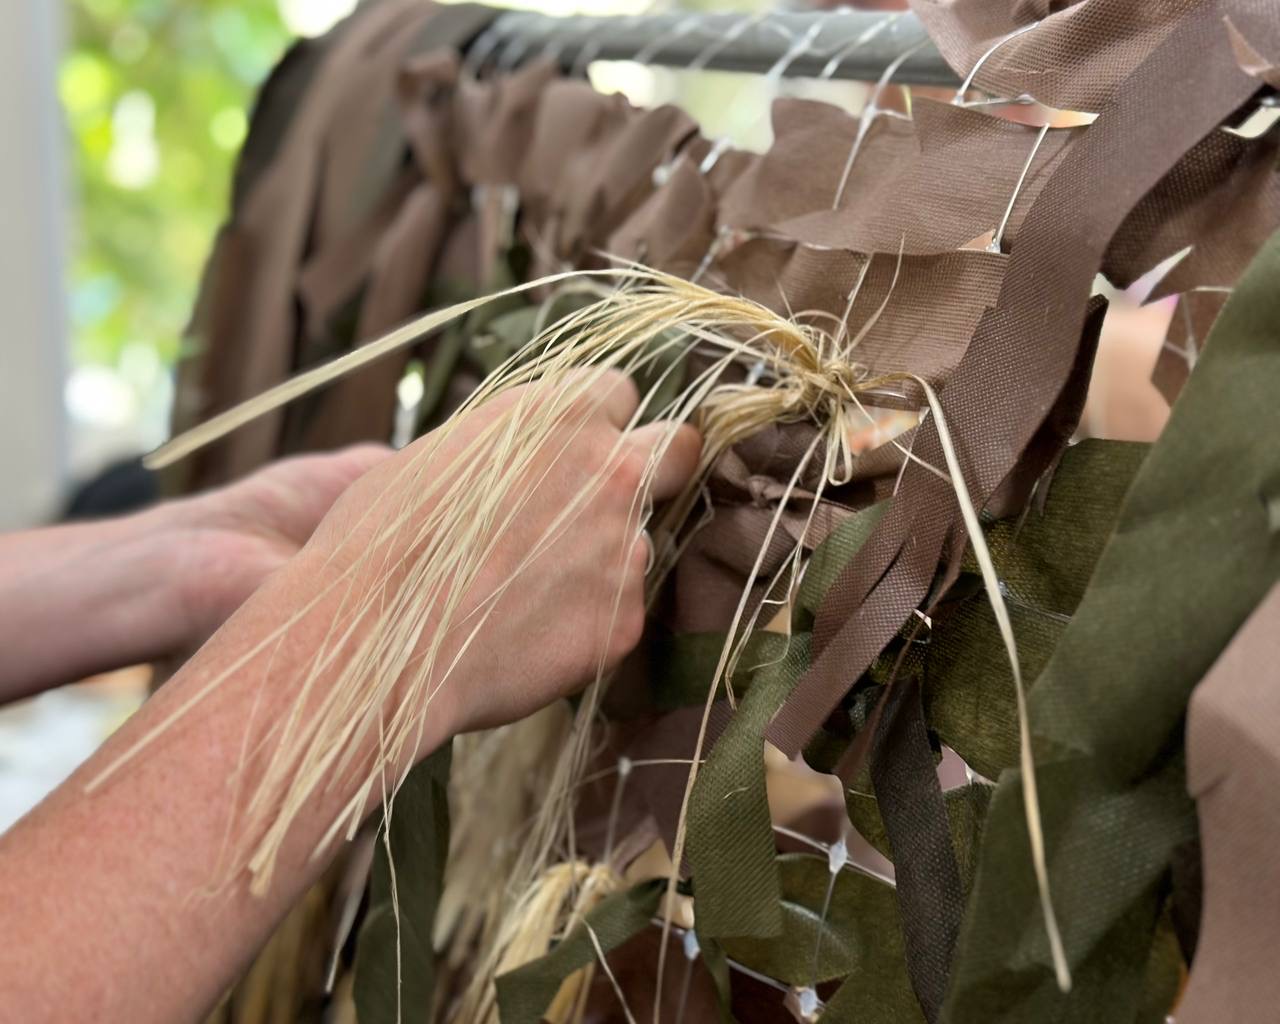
[869,674,965,1022]
[845,782,992,898]
[926,594,1062,782]
[943,228,1280,1021]
[686,635,811,938]
[973,440,1151,615]
[642,628,791,714]
[1137,906,1184,1024]
[927,439,1148,781]
[682,500,888,940]
[721,854,921,1018]
[796,502,888,625]
[694,933,738,1024]
[355,746,452,1024]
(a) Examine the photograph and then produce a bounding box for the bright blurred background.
[60,0,296,455]
[4,1,343,533]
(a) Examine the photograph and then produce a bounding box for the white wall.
[0,1,69,530]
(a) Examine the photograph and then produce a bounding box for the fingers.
[591,370,641,430]
[624,421,703,502]
[630,522,656,575]
[334,443,394,480]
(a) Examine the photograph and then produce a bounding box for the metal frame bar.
[477,9,957,85]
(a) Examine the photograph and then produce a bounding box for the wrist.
[274,542,462,767]
[0,507,198,696]
[151,490,303,650]
[128,499,224,643]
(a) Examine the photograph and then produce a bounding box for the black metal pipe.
[475,9,958,85]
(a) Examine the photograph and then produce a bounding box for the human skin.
[0,371,701,1023]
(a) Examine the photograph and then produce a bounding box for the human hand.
[295,371,701,741]
[159,445,391,654]
[0,446,389,702]
[0,379,699,1024]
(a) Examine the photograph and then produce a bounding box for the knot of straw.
[799,356,871,407]
[749,323,874,412]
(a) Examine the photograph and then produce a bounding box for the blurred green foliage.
[61,0,290,369]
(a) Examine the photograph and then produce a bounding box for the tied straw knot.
[795,356,872,409]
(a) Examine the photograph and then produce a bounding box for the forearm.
[0,507,195,702]
[0,548,453,1022]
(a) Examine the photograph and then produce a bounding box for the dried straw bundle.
[95,264,1067,1003]
[460,859,623,1024]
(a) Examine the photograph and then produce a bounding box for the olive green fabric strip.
[694,933,737,1024]
[355,746,452,1024]
[802,440,1146,784]
[721,854,922,1021]
[686,635,811,938]
[469,289,594,377]
[643,629,791,714]
[846,782,992,898]
[720,855,913,990]
[684,502,887,940]
[1137,907,1184,1024]
[494,879,665,1024]
[926,439,1148,781]
[796,502,888,625]
[925,596,1061,782]
[869,674,965,1022]
[943,228,1280,1022]
[970,440,1150,614]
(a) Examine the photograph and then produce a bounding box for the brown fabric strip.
[520,80,629,201]
[231,3,453,476]
[716,99,917,231]
[1168,836,1202,964]
[719,243,1008,405]
[767,2,1264,757]
[297,182,455,452]
[607,153,720,276]
[167,225,258,496]
[669,424,827,635]
[308,7,450,249]
[1179,583,1280,1024]
[618,701,734,863]
[777,99,1079,258]
[175,0,433,485]
[294,169,419,348]
[284,18,502,457]
[397,50,466,196]
[1104,125,1280,301]
[870,674,965,1023]
[1227,13,1280,87]
[346,3,497,209]
[453,58,562,187]
[553,106,701,269]
[673,506,807,635]
[174,1,499,486]
[287,48,476,453]
[983,296,1106,520]
[910,0,1201,111]
[292,47,463,346]
[229,28,347,212]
